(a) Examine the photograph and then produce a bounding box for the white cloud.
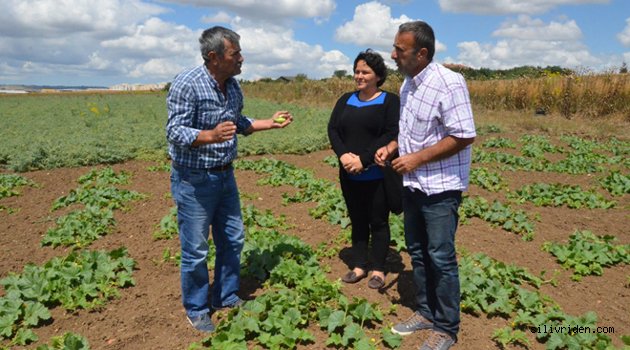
[101,18,196,58]
[87,52,111,70]
[618,18,630,47]
[235,25,350,79]
[0,0,185,85]
[439,0,609,15]
[335,1,412,49]
[335,2,447,55]
[450,16,600,69]
[202,11,233,24]
[129,58,186,78]
[0,0,166,38]
[161,0,335,21]
[493,15,582,41]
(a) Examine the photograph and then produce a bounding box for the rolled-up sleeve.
[166,82,201,147]
[440,74,476,139]
[236,115,254,135]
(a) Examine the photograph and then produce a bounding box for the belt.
[207,162,232,171]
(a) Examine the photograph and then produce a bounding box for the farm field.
[0,93,629,350]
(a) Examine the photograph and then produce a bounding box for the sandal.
[368,275,385,289]
[341,270,367,283]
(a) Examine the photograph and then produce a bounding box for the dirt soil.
[1,148,628,350]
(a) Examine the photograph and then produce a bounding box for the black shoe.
[341,270,367,283]
[368,275,385,289]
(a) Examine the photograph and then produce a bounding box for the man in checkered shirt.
[376,21,476,350]
[166,26,293,333]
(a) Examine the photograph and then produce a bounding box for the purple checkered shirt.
[398,62,476,195]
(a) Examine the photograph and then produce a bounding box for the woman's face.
[354,60,379,91]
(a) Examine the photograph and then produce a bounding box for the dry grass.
[242,72,629,139]
[473,107,629,140]
[468,73,630,120]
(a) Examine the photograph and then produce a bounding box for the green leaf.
[355,337,376,350]
[343,323,364,342]
[326,332,344,346]
[23,301,51,326]
[381,327,402,348]
[326,310,346,333]
[0,313,18,338]
[12,327,38,345]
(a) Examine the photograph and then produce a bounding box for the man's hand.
[247,111,293,133]
[192,121,236,146]
[375,141,398,166]
[270,111,293,128]
[389,136,475,174]
[212,121,237,143]
[391,153,423,174]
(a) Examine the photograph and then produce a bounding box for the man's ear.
[207,50,218,62]
[417,47,428,60]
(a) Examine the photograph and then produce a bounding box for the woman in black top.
[328,49,400,289]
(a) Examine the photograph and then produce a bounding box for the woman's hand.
[340,153,363,174]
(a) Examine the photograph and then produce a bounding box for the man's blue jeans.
[170,164,244,318]
[403,188,462,339]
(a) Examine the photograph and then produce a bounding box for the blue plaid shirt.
[166,64,253,169]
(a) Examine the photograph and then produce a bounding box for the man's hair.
[199,26,240,61]
[398,21,435,61]
[353,49,388,87]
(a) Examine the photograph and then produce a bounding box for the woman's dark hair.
[353,49,387,87]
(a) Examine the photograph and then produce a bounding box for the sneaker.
[187,313,215,332]
[420,330,455,350]
[391,311,433,335]
[212,297,245,310]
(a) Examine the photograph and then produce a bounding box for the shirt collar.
[408,61,435,88]
[201,64,236,91]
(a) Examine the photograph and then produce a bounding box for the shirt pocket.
[197,99,225,129]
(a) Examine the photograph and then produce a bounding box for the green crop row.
[0,174,36,200]
[0,94,330,172]
[43,167,144,248]
[0,167,142,348]
[0,248,134,348]
[225,158,628,349]
[543,230,630,281]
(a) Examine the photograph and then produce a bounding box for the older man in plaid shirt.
[166,26,292,333]
[376,21,476,350]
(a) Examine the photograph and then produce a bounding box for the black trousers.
[340,174,391,272]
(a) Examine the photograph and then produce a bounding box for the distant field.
[2,75,629,172]
[0,93,330,171]
[243,72,630,120]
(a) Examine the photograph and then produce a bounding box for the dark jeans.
[170,164,244,317]
[340,175,391,272]
[403,188,462,339]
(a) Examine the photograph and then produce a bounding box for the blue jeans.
[170,164,244,318]
[403,188,462,339]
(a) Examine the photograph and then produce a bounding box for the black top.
[328,90,400,168]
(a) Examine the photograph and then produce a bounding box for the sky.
[1,0,629,87]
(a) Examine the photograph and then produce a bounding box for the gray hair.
[398,21,435,61]
[199,26,240,61]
